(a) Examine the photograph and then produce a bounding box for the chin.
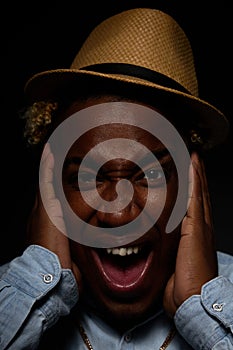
[81,282,164,331]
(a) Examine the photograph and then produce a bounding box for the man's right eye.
[78,171,96,184]
[69,171,103,191]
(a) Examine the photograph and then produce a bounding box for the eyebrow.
[63,148,170,169]
[63,155,98,169]
[139,148,170,168]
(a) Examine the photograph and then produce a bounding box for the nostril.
[98,181,118,202]
[97,179,134,214]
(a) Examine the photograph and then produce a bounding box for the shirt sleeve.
[0,245,79,350]
[174,275,233,349]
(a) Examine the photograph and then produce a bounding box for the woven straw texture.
[24,8,229,147]
[71,8,198,96]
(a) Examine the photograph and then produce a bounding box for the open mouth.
[91,244,153,294]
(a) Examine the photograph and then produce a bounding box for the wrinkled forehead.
[58,99,182,156]
[67,126,168,167]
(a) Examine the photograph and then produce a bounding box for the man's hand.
[163,152,218,317]
[26,143,82,289]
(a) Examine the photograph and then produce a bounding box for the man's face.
[61,95,180,329]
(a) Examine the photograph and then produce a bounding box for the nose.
[96,180,143,227]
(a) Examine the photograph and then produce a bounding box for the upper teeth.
[106,246,140,256]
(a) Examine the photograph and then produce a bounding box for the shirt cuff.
[174,276,233,349]
[0,245,79,349]
[2,245,62,299]
[39,268,79,328]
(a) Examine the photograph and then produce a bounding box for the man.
[0,8,232,349]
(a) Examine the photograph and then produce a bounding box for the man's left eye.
[135,167,166,188]
[144,168,163,181]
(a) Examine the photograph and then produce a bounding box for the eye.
[135,162,173,188]
[79,171,96,184]
[142,167,165,187]
[68,171,103,191]
[144,168,163,182]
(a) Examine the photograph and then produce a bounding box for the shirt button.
[212,303,224,312]
[124,333,132,342]
[42,273,54,283]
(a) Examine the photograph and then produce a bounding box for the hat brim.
[24,69,229,149]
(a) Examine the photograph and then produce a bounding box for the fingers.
[39,142,67,234]
[40,142,56,200]
[187,152,212,228]
[188,152,203,217]
[199,157,213,229]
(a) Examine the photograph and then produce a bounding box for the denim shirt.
[0,245,232,349]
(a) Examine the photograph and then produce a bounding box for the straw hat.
[24,7,229,148]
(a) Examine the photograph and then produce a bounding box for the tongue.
[100,253,147,285]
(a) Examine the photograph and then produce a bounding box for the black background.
[1,1,232,263]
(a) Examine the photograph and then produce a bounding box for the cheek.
[63,184,94,221]
[69,243,94,278]
[139,181,177,225]
[144,187,166,218]
[142,175,177,231]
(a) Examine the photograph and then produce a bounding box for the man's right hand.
[26,143,82,289]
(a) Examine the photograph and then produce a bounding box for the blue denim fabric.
[0,246,232,349]
[0,246,78,349]
[174,251,233,349]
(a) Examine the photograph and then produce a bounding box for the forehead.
[59,97,178,158]
[59,93,171,127]
[68,126,165,166]
[58,94,181,151]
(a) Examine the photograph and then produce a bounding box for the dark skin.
[27,95,218,332]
